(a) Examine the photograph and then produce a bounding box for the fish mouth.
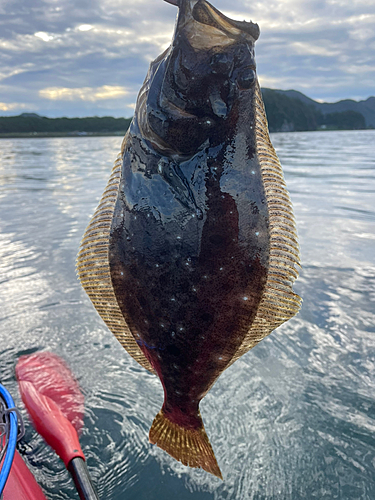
[165,0,259,43]
[140,0,259,156]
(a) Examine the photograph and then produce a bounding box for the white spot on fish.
[243,296,249,301]
[251,170,255,174]
[120,271,123,276]
[255,231,259,236]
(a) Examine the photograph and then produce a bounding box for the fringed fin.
[76,151,155,374]
[149,409,222,479]
[228,81,302,366]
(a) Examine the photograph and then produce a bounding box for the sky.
[0,0,374,117]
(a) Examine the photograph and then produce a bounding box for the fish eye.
[210,52,234,75]
[238,68,256,89]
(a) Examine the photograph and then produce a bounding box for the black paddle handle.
[68,457,100,500]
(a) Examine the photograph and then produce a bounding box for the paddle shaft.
[68,457,100,500]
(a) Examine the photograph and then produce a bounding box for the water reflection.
[0,131,375,499]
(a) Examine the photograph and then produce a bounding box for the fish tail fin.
[149,409,223,479]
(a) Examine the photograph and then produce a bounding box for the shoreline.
[0,131,127,139]
[0,129,373,139]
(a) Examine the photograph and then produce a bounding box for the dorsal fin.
[76,150,155,374]
[228,81,302,366]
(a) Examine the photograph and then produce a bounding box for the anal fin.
[76,152,155,374]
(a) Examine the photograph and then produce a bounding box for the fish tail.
[149,409,223,479]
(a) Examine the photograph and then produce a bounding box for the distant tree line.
[261,89,366,132]
[0,114,132,134]
[0,91,367,135]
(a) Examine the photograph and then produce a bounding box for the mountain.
[261,88,321,132]
[267,89,375,128]
[0,90,373,136]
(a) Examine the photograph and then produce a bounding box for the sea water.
[0,130,374,499]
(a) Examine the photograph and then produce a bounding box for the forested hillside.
[0,115,131,136]
[0,89,371,136]
[261,89,367,132]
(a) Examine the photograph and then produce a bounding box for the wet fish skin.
[110,1,267,450]
[77,0,301,479]
[110,121,268,414]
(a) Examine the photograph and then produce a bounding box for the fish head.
[140,0,260,156]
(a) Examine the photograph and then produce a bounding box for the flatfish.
[77,0,301,479]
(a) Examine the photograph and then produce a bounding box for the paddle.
[16,352,100,500]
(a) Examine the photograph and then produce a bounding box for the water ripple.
[0,132,374,499]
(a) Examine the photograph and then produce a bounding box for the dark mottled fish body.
[77,0,301,478]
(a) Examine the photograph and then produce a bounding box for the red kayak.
[0,352,99,500]
[3,450,48,500]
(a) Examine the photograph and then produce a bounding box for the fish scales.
[77,0,301,479]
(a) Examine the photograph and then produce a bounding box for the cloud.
[78,25,93,32]
[290,42,341,58]
[0,0,374,116]
[34,32,54,42]
[0,102,28,111]
[39,85,129,101]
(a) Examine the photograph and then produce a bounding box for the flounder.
[77,0,301,479]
